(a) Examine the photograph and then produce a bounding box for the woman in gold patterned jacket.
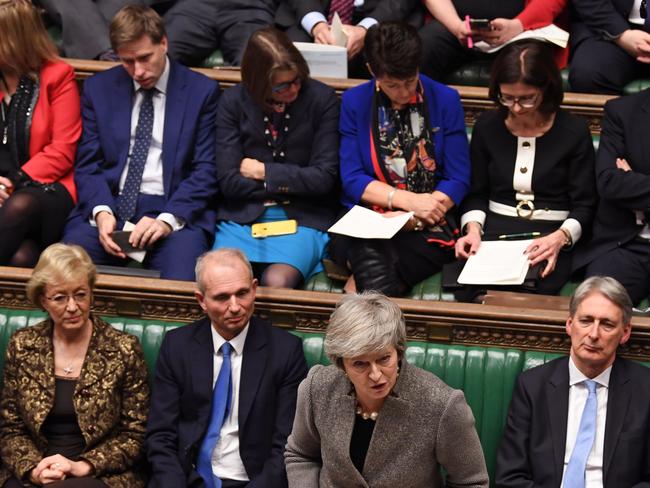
[0,243,150,488]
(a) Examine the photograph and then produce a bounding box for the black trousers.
[164,0,275,66]
[586,238,650,306]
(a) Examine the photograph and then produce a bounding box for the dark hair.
[240,27,310,112]
[109,5,166,51]
[488,39,563,116]
[364,22,422,79]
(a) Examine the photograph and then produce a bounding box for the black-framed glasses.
[45,290,90,307]
[271,77,301,94]
[498,93,538,108]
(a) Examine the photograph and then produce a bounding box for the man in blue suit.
[64,5,219,280]
[146,248,308,488]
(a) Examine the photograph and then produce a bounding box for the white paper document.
[122,221,147,263]
[330,12,349,47]
[474,24,569,53]
[458,239,533,285]
[328,205,414,239]
[293,42,348,78]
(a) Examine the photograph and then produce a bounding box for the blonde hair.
[109,5,166,52]
[0,0,58,77]
[26,243,97,308]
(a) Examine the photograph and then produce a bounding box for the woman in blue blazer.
[214,27,340,288]
[333,22,471,296]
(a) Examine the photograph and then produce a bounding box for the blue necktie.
[563,380,598,488]
[197,342,232,488]
[117,88,155,223]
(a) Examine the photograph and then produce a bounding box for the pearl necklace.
[356,405,379,421]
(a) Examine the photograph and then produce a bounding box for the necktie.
[117,88,155,223]
[197,342,233,488]
[328,0,354,24]
[563,380,598,488]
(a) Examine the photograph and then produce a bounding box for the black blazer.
[275,0,423,30]
[145,316,308,488]
[570,0,634,46]
[574,89,650,271]
[495,356,650,488]
[215,79,340,231]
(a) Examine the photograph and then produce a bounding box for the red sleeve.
[22,61,81,183]
[516,0,567,30]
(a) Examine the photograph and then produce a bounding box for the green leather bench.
[0,306,567,485]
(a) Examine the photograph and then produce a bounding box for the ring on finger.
[0,184,6,191]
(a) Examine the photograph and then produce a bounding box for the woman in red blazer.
[0,0,81,267]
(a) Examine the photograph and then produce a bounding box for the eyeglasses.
[271,77,301,94]
[44,290,90,307]
[498,93,539,108]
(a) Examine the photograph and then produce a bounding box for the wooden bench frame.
[2,266,650,360]
[67,59,615,133]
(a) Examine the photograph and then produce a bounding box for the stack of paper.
[458,239,533,285]
[328,205,413,239]
[293,42,347,78]
[474,24,569,53]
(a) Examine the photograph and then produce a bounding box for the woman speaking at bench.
[331,21,471,297]
[454,39,597,298]
[213,27,339,289]
[0,243,149,488]
[0,0,81,268]
[285,292,488,488]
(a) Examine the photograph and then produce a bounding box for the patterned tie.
[563,380,598,488]
[197,342,233,488]
[328,0,354,24]
[117,88,155,223]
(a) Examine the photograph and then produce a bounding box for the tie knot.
[584,379,597,394]
[221,342,232,357]
[141,88,155,99]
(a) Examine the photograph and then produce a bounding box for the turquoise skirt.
[213,206,329,280]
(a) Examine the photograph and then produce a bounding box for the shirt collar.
[569,356,612,388]
[210,321,249,356]
[132,55,170,95]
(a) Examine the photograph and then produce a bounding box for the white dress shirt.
[209,324,250,482]
[92,57,182,231]
[302,0,377,36]
[560,357,612,488]
[629,0,644,25]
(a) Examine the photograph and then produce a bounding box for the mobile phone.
[251,219,298,238]
[469,18,491,29]
[112,230,141,253]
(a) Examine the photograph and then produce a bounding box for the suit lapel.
[162,61,186,198]
[635,93,650,175]
[190,318,216,441]
[603,358,631,478]
[332,382,367,486]
[111,71,134,173]
[546,357,570,485]
[238,318,267,430]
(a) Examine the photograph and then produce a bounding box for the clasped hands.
[29,454,93,485]
[96,212,172,258]
[382,190,452,229]
[455,223,567,278]
[312,22,366,59]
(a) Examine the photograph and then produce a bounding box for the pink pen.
[464,15,473,48]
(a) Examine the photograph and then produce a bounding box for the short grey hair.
[570,276,633,325]
[195,248,254,293]
[325,292,406,368]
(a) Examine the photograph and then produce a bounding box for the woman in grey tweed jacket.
[285,292,489,488]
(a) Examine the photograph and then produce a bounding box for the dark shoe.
[347,239,408,296]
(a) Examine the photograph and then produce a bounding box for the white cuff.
[90,205,113,227]
[302,12,328,36]
[357,17,377,30]
[560,218,582,245]
[461,210,487,230]
[158,213,185,232]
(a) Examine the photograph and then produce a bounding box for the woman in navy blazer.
[333,22,470,296]
[214,27,340,289]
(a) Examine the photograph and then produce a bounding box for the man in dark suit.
[146,248,308,488]
[163,0,277,66]
[63,5,219,280]
[275,0,421,62]
[496,276,650,487]
[574,90,650,305]
[569,0,650,94]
